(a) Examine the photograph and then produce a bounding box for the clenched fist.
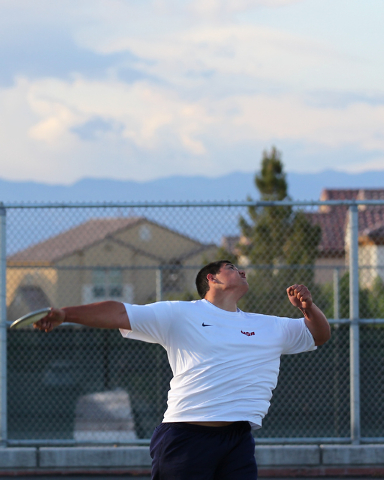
[33,308,66,332]
[287,284,313,310]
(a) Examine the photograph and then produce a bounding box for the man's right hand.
[33,302,130,331]
[33,308,66,332]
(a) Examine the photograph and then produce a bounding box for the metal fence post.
[0,204,7,447]
[156,268,163,302]
[333,268,340,321]
[155,267,164,422]
[349,205,360,445]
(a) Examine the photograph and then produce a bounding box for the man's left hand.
[287,284,313,310]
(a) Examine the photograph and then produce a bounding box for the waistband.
[162,421,250,433]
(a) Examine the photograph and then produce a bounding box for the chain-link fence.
[1,199,384,446]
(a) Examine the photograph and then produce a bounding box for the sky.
[1,0,384,184]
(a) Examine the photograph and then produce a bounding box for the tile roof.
[222,189,384,257]
[357,189,384,201]
[8,217,144,263]
[311,189,384,254]
[318,189,358,214]
[308,207,348,255]
[358,208,384,240]
[361,222,384,243]
[320,189,359,201]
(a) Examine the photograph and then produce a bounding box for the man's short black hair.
[195,260,233,299]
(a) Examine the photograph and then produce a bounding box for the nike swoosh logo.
[202,323,212,327]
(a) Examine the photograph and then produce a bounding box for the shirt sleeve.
[280,317,317,354]
[119,301,174,347]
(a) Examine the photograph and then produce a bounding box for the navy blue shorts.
[150,421,258,480]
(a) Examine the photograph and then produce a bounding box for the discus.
[10,307,51,329]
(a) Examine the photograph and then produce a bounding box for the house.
[7,217,217,321]
[315,189,384,286]
[307,189,358,284]
[221,189,384,286]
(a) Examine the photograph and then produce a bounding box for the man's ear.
[207,273,215,283]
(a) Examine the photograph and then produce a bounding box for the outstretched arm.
[287,284,331,346]
[33,301,131,333]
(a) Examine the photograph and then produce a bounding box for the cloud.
[1,73,383,183]
[63,0,304,25]
[93,22,363,95]
[71,117,124,141]
[343,157,384,173]
[187,0,304,18]
[0,21,142,87]
[211,94,384,152]
[0,75,212,181]
[0,0,383,183]
[0,0,375,94]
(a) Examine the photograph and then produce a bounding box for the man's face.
[214,263,249,292]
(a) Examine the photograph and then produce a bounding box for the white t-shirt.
[120,299,316,427]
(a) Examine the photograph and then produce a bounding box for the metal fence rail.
[1,200,384,446]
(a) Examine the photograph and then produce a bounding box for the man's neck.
[204,295,238,312]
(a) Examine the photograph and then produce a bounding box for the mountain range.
[0,170,383,203]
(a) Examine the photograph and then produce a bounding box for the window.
[162,261,184,292]
[82,269,133,305]
[139,225,151,241]
[92,268,123,298]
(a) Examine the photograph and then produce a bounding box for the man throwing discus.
[34,260,330,480]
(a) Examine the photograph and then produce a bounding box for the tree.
[239,147,291,269]
[365,275,384,319]
[334,271,372,319]
[235,147,321,315]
